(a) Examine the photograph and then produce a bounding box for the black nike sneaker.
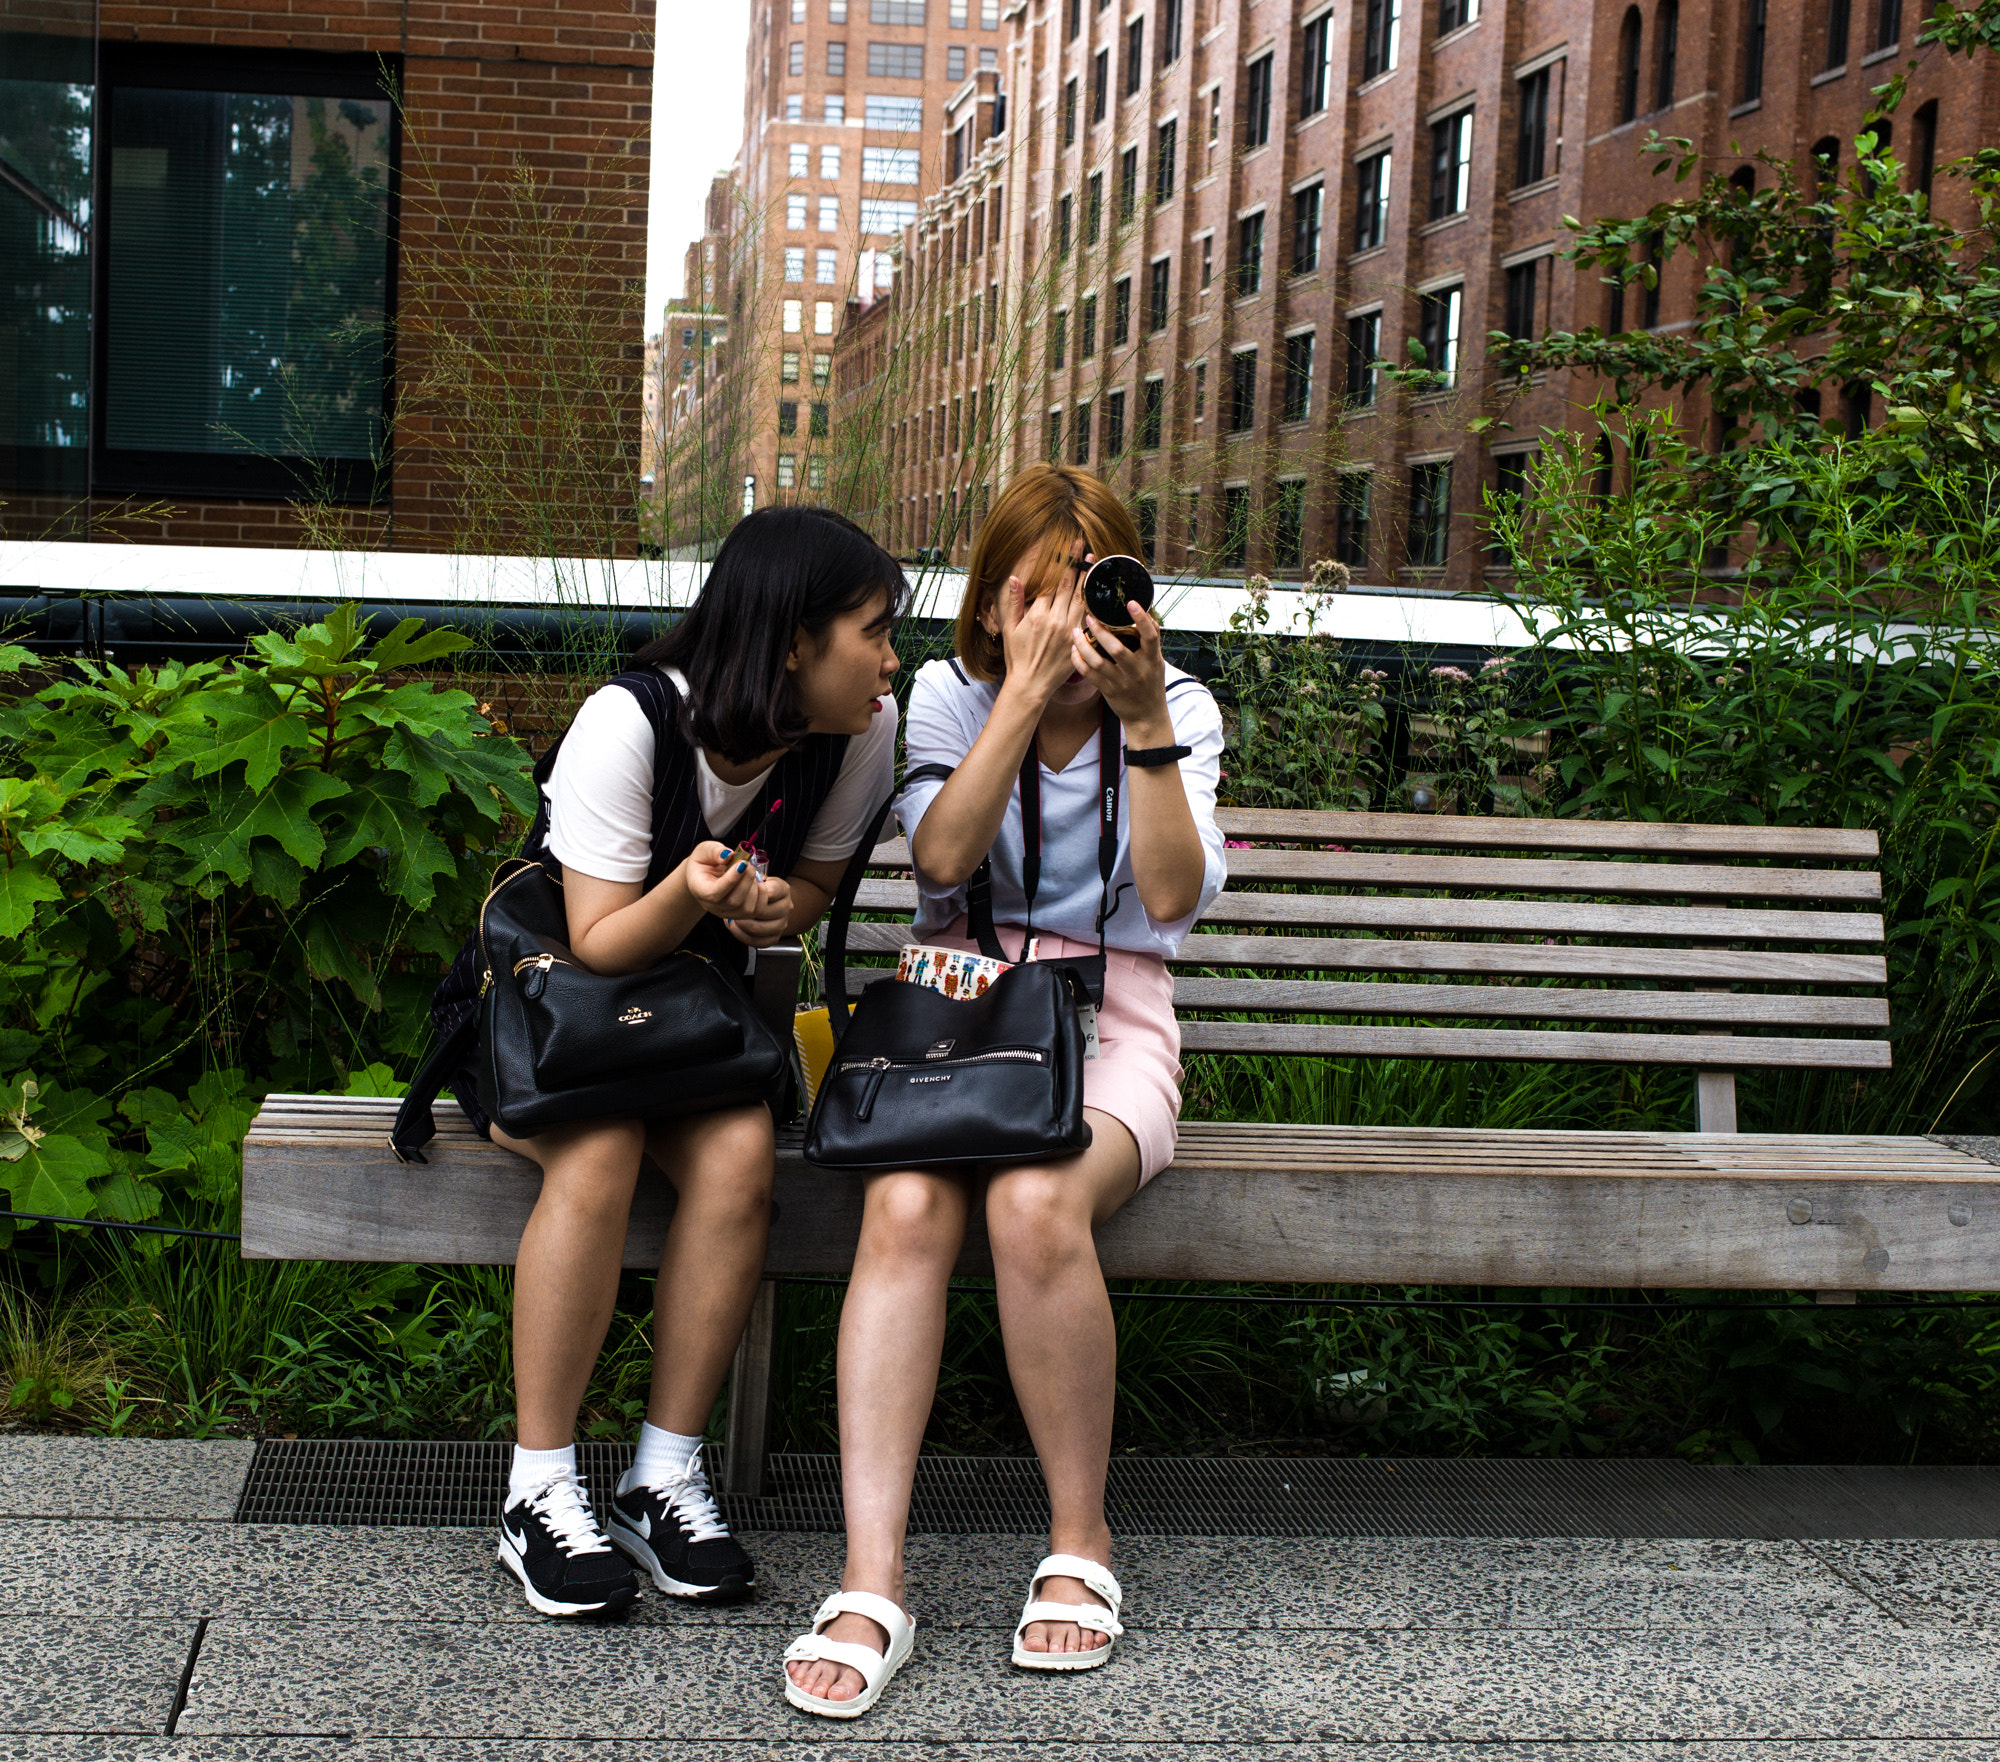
[497,1470,640,1619]
[607,1446,755,1603]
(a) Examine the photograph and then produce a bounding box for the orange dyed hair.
[953,464,1146,683]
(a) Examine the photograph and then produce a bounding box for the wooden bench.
[242,809,2000,1495]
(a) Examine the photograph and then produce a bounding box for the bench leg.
[722,1278,777,1498]
[1815,1289,1858,1305]
[1696,1071,1737,1134]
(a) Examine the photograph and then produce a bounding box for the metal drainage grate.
[236,1439,2000,1538]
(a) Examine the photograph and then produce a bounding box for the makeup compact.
[1080,554,1154,649]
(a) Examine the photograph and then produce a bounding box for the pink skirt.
[922,919,1182,1185]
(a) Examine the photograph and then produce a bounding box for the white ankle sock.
[626,1421,702,1489]
[508,1442,577,1504]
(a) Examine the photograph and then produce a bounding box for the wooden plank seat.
[241,809,2000,1493]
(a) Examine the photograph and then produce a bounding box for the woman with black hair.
[463,507,903,1619]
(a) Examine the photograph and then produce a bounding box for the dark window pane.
[1407,461,1451,566]
[1334,472,1371,565]
[1292,182,1322,272]
[1515,66,1549,186]
[1345,312,1380,406]
[1274,478,1306,567]
[1222,483,1250,563]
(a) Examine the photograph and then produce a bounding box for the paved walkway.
[5,1438,1999,1758]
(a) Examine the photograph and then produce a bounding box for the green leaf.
[1,1133,110,1219]
[0,861,64,938]
[205,769,352,875]
[363,618,474,672]
[179,687,315,791]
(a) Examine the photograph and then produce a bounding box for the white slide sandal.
[782,1590,916,1719]
[1010,1552,1125,1671]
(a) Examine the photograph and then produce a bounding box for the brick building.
[1,0,651,552]
[669,0,1020,531]
[831,0,1993,593]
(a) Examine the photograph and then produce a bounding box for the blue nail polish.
[738,861,749,873]
[719,847,734,858]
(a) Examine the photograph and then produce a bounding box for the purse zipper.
[837,1047,1049,1121]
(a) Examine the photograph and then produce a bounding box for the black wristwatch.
[1124,743,1193,768]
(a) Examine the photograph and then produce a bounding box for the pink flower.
[1225,838,1256,849]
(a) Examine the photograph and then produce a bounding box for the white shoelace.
[644,1445,730,1543]
[520,1472,614,1558]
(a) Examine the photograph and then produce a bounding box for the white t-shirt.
[544,666,898,884]
[894,659,1228,957]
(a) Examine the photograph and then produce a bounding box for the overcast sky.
[646,0,753,332]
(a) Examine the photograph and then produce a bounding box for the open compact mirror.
[1080,554,1155,648]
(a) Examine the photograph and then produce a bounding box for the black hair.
[635,506,907,763]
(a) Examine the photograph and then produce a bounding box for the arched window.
[1654,0,1680,111]
[1914,99,1939,197]
[1617,8,1644,123]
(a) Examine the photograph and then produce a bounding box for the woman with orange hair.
[783,465,1226,1717]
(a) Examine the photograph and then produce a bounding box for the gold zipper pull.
[478,968,492,997]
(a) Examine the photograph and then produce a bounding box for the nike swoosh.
[500,1522,528,1558]
[627,1507,651,1540]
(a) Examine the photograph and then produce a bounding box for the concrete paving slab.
[7,1743,2000,1762]
[5,1524,1890,1632]
[0,1617,193,1736]
[0,1438,254,1521]
[1823,1539,2000,1627]
[172,1619,1998,1742]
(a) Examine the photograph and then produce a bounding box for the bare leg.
[785,1167,970,1703]
[986,1109,1140,1656]
[496,1117,647,1451]
[642,1104,776,1436]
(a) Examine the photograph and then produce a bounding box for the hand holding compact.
[1072,600,1171,733]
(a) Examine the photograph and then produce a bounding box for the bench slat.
[1179,1020,1891,1067]
[851,879,1885,944]
[240,1107,2000,1290]
[841,922,1888,984]
[1212,810,1881,858]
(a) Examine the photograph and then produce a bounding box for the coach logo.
[618,1006,652,1025]
[926,1039,956,1060]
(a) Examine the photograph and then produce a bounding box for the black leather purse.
[803,707,1121,1172]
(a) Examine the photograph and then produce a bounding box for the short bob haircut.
[954,464,1146,683]
[637,506,907,762]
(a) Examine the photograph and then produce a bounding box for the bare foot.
[787,1609,891,1703]
[1020,1572,1113,1656]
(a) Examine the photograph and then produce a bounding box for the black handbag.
[803,706,1122,1172]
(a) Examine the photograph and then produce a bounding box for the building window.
[983,0,999,25]
[864,146,920,183]
[1193,360,1207,419]
[1439,0,1479,32]
[1355,149,1392,249]
[865,94,922,129]
[1429,110,1472,218]
[1058,192,1073,255]
[1119,146,1139,220]
[1162,0,1183,62]
[813,350,833,384]
[1064,77,1078,144]
[816,248,838,283]
[1346,311,1381,406]
[1092,47,1110,120]
[1655,0,1679,110]
[1742,0,1767,100]
[1051,308,1068,369]
[1229,348,1258,431]
[1641,240,1662,329]
[822,144,842,178]
[1334,472,1372,565]
[1080,292,1098,358]
[1236,212,1265,295]
[680,357,695,378]
[815,300,836,334]
[1149,257,1172,331]
[1516,64,1554,186]
[1301,11,1333,114]
[951,0,967,24]
[825,93,846,121]
[788,193,808,228]
[84,48,399,501]
[860,197,919,232]
[810,401,829,438]
[1200,232,1213,286]
[1504,258,1540,340]
[872,0,925,19]
[1293,182,1324,272]
[1223,484,1251,563]
[790,40,806,74]
[818,195,839,231]
[1126,17,1146,92]
[808,455,827,491]
[1208,84,1223,144]
[1138,494,1158,561]
[1490,451,1531,560]
[784,298,805,332]
[1113,275,1132,344]
[1417,285,1463,386]
[1086,171,1103,242]
[868,42,925,77]
[1066,0,1081,39]
[947,44,966,79]
[1616,9,1642,122]
[1156,118,1178,200]
[779,399,799,435]
[786,94,804,120]
[1074,398,1092,462]
[1363,0,1402,79]
[790,141,810,175]
[785,247,806,280]
[1106,387,1126,455]
[1825,0,1851,66]
[1274,479,1307,568]
[1915,98,1938,196]
[778,453,797,489]
[831,0,848,15]
[1408,462,1452,566]
[794,0,808,19]
[1282,332,1315,423]
[1244,53,1274,146]
[1047,407,1064,459]
[828,39,848,73]
[1140,375,1165,448]
[1877,0,1902,49]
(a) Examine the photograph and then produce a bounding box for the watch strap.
[1124,742,1193,768]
